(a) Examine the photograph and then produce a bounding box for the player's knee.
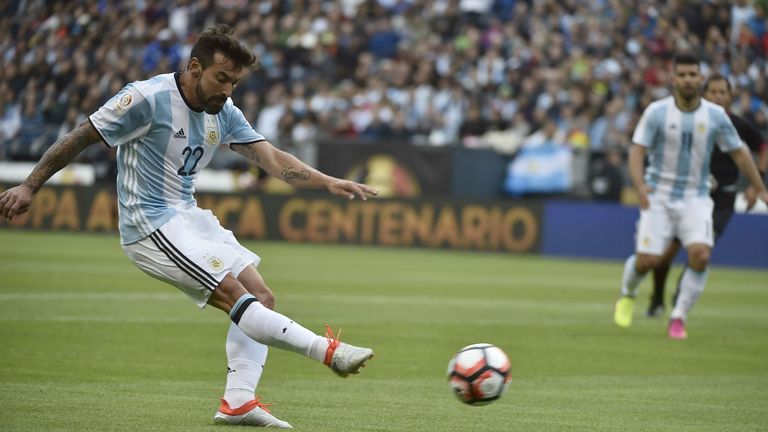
[237,265,276,310]
[208,275,248,313]
[688,247,710,271]
[636,254,660,272]
[259,291,275,310]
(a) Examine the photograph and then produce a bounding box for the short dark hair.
[190,24,257,70]
[704,72,732,93]
[673,52,700,69]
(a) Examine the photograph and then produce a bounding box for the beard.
[677,86,698,101]
[195,83,227,114]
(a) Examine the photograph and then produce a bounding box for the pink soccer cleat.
[668,318,687,340]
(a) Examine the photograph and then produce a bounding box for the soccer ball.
[447,343,512,405]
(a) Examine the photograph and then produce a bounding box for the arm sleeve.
[88,84,153,148]
[715,110,744,153]
[631,105,657,147]
[222,104,265,145]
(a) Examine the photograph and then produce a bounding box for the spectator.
[1,0,766,190]
[143,28,182,73]
[460,103,490,147]
[589,147,625,202]
[0,85,21,158]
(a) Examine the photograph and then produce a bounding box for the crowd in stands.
[1,0,767,194]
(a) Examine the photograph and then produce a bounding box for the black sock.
[651,264,671,305]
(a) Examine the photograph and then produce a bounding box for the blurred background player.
[613,53,768,339]
[647,73,768,317]
[0,24,378,428]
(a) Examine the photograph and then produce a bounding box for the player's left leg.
[221,323,268,412]
[216,265,307,420]
[668,244,710,339]
[221,265,273,410]
[668,196,715,339]
[215,321,289,428]
[672,190,735,305]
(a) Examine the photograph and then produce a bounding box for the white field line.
[0,315,221,323]
[0,291,609,311]
[0,292,180,301]
[0,291,764,320]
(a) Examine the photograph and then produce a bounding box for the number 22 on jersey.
[177,146,204,176]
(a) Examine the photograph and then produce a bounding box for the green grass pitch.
[1,230,767,431]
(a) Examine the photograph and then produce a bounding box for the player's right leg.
[615,195,671,328]
[210,211,374,380]
[615,253,659,328]
[209,272,374,378]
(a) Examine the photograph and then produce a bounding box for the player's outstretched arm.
[231,140,379,200]
[759,144,768,176]
[743,143,768,209]
[730,146,768,205]
[628,144,651,209]
[0,121,101,221]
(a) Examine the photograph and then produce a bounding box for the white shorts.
[122,206,261,308]
[636,194,714,256]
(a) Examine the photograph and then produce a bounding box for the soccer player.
[612,53,768,339]
[646,73,768,317]
[0,24,378,428]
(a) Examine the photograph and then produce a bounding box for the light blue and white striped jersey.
[631,96,743,200]
[89,73,264,245]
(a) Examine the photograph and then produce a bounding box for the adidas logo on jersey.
[173,128,187,139]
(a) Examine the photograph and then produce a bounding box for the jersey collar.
[175,71,204,113]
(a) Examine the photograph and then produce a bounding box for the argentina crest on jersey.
[205,115,220,147]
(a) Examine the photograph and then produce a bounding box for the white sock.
[620,254,646,297]
[230,294,330,363]
[670,267,708,321]
[223,322,268,408]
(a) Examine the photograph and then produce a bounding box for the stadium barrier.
[541,201,768,269]
[317,140,456,197]
[1,184,765,269]
[0,184,542,253]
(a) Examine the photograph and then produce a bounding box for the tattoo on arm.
[23,121,100,192]
[281,166,310,184]
[231,144,261,164]
[232,142,314,185]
